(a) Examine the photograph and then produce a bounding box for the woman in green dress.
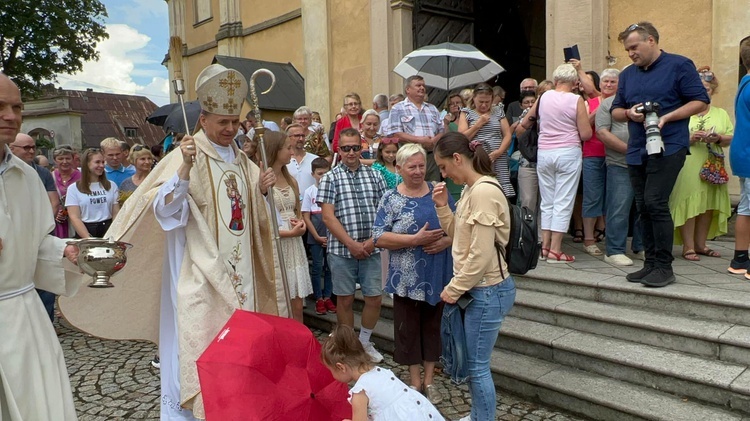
[669,67,733,261]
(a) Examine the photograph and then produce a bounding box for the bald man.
[0,73,79,420]
[11,133,59,214]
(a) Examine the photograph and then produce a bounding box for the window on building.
[124,127,138,138]
[195,0,212,24]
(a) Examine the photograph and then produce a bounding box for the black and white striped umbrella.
[393,42,505,90]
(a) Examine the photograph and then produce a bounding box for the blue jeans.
[328,253,382,297]
[606,165,643,255]
[582,157,606,218]
[464,278,516,421]
[36,289,55,323]
[309,243,332,299]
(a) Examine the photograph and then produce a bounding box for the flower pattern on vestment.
[227,242,247,305]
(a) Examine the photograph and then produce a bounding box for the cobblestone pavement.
[60,319,586,421]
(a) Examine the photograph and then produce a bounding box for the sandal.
[584,243,603,256]
[697,247,721,258]
[572,229,584,243]
[682,249,701,261]
[594,228,606,243]
[547,250,575,264]
[540,247,549,261]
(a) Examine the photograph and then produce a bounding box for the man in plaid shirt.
[318,128,387,362]
[385,75,445,181]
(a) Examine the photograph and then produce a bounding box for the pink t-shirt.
[538,90,582,150]
[582,96,606,158]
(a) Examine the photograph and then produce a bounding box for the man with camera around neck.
[611,21,709,287]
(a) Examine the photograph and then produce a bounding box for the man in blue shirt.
[612,22,709,288]
[728,39,750,278]
[101,136,134,187]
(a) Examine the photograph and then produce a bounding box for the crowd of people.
[4,20,750,421]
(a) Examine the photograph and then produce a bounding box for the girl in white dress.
[265,131,313,322]
[322,325,444,421]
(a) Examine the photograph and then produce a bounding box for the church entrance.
[412,0,546,107]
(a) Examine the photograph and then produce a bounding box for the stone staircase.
[304,263,750,421]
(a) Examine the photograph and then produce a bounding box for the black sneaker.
[626,266,653,283]
[728,259,750,275]
[640,268,675,288]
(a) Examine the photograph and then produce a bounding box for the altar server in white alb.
[59,64,291,420]
[0,72,80,420]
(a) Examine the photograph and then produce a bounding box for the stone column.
[389,0,414,94]
[371,0,391,97]
[217,0,243,57]
[301,0,331,121]
[712,0,750,198]
[545,0,608,78]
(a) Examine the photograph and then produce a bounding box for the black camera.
[635,101,663,155]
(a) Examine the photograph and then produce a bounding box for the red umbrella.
[197,310,352,421]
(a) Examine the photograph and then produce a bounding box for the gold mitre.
[195,64,248,116]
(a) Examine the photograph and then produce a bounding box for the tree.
[0,0,108,98]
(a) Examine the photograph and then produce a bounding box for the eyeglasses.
[132,145,145,152]
[699,70,714,82]
[474,86,493,92]
[11,144,35,151]
[380,137,399,145]
[339,145,362,153]
[344,102,361,108]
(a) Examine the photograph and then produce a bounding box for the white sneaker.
[605,254,633,266]
[362,341,383,363]
[455,416,471,421]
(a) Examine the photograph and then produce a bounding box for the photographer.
[611,22,709,287]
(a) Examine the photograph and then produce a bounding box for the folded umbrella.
[197,310,351,421]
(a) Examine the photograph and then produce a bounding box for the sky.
[55,0,171,106]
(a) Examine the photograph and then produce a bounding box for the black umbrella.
[146,100,201,134]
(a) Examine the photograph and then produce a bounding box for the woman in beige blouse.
[431,131,517,421]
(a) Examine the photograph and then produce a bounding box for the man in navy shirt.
[612,22,709,288]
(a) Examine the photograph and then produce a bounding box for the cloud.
[56,24,171,106]
[107,0,168,26]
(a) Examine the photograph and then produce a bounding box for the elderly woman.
[359,109,381,165]
[372,143,454,405]
[459,82,515,199]
[118,144,155,204]
[294,106,331,160]
[522,63,592,263]
[670,67,733,261]
[332,92,363,152]
[51,145,82,238]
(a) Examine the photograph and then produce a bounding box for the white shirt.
[65,181,119,222]
[286,151,318,201]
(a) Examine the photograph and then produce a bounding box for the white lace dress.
[273,185,313,299]
[349,367,443,420]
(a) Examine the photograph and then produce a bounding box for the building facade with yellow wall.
[166,0,749,193]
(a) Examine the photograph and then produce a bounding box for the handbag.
[515,93,543,163]
[699,142,728,185]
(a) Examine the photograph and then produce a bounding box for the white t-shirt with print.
[65,181,119,223]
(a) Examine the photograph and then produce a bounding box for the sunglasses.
[380,137,399,145]
[474,86,493,93]
[627,23,642,31]
[132,145,145,152]
[699,71,714,82]
[339,145,362,153]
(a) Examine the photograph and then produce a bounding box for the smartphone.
[456,294,474,310]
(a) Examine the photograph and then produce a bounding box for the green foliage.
[35,135,55,150]
[0,0,108,98]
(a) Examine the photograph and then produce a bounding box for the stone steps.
[516,266,750,325]
[303,308,746,421]
[500,316,750,414]
[512,289,750,365]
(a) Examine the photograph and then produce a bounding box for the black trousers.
[628,148,687,269]
[77,219,113,238]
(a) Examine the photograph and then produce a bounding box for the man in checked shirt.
[318,128,387,363]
